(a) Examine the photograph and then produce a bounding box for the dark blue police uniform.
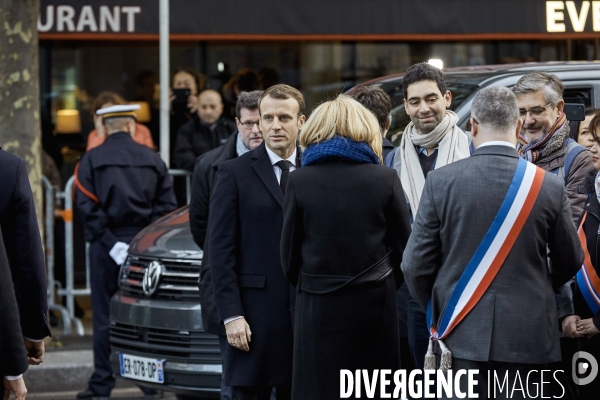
[75,131,177,397]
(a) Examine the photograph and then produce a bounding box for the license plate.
[119,353,165,384]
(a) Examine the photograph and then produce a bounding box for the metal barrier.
[169,169,193,204]
[56,175,86,336]
[42,176,72,336]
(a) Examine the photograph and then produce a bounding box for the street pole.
[159,0,170,166]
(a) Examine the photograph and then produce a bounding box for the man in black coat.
[75,105,177,400]
[350,85,395,159]
[174,89,237,171]
[208,84,306,400]
[190,90,263,400]
[0,149,52,399]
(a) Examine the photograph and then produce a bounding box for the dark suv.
[109,207,220,399]
[109,61,600,399]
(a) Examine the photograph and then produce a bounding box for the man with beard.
[189,90,263,400]
[513,72,594,399]
[388,62,471,372]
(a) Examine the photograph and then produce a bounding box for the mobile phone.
[172,88,191,105]
[564,103,585,122]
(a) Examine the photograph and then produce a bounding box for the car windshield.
[370,72,494,145]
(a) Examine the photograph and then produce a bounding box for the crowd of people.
[3,61,600,400]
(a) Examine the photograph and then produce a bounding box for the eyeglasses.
[518,103,552,118]
[471,117,479,126]
[240,121,260,130]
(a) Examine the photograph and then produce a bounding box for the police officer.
[75,104,177,400]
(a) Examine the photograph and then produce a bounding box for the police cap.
[96,104,140,120]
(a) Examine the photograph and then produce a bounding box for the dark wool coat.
[173,115,236,171]
[190,132,238,335]
[0,227,29,377]
[280,158,412,400]
[208,142,299,386]
[0,150,51,350]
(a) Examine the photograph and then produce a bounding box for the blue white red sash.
[426,157,545,340]
[576,212,600,314]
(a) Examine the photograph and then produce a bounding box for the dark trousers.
[88,241,120,396]
[232,386,290,400]
[407,296,430,370]
[218,334,233,400]
[439,358,546,400]
[397,283,416,373]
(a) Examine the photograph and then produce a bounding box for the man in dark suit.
[190,90,263,400]
[208,84,306,400]
[75,105,177,400]
[0,149,52,398]
[402,86,582,398]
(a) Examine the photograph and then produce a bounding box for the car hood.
[128,205,203,260]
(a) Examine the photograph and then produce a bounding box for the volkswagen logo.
[142,261,163,296]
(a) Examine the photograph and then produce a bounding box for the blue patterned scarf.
[302,136,380,166]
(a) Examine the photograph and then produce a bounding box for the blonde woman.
[280,95,412,399]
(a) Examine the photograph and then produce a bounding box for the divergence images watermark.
[340,355,599,400]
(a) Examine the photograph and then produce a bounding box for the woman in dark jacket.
[563,111,600,399]
[280,95,412,400]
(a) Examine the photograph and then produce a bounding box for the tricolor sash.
[425,157,545,370]
[575,212,600,314]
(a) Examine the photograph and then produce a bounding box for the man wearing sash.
[402,86,582,398]
[388,62,472,373]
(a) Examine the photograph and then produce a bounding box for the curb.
[24,350,94,393]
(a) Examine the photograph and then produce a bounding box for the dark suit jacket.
[0,149,51,343]
[0,228,29,376]
[208,142,296,386]
[402,145,582,364]
[190,132,239,335]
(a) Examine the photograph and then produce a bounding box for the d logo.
[572,351,598,386]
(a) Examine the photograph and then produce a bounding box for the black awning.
[37,0,600,39]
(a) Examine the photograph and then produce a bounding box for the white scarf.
[399,110,470,216]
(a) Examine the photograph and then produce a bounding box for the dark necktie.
[276,160,292,195]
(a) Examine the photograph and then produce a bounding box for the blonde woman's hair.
[300,95,383,164]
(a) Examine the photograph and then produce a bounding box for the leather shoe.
[76,388,109,400]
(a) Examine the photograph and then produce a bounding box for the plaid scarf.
[517,113,568,163]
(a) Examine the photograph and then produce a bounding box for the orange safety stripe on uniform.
[74,161,100,204]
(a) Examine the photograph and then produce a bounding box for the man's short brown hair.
[350,86,392,132]
[258,84,305,117]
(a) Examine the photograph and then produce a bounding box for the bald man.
[174,89,237,171]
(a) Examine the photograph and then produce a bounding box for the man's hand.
[24,338,44,365]
[3,377,27,400]
[562,315,583,338]
[576,318,600,338]
[225,318,251,352]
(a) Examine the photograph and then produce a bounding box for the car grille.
[110,322,221,363]
[119,256,201,301]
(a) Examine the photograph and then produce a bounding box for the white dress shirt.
[224,145,297,326]
[265,145,298,183]
[477,140,516,149]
